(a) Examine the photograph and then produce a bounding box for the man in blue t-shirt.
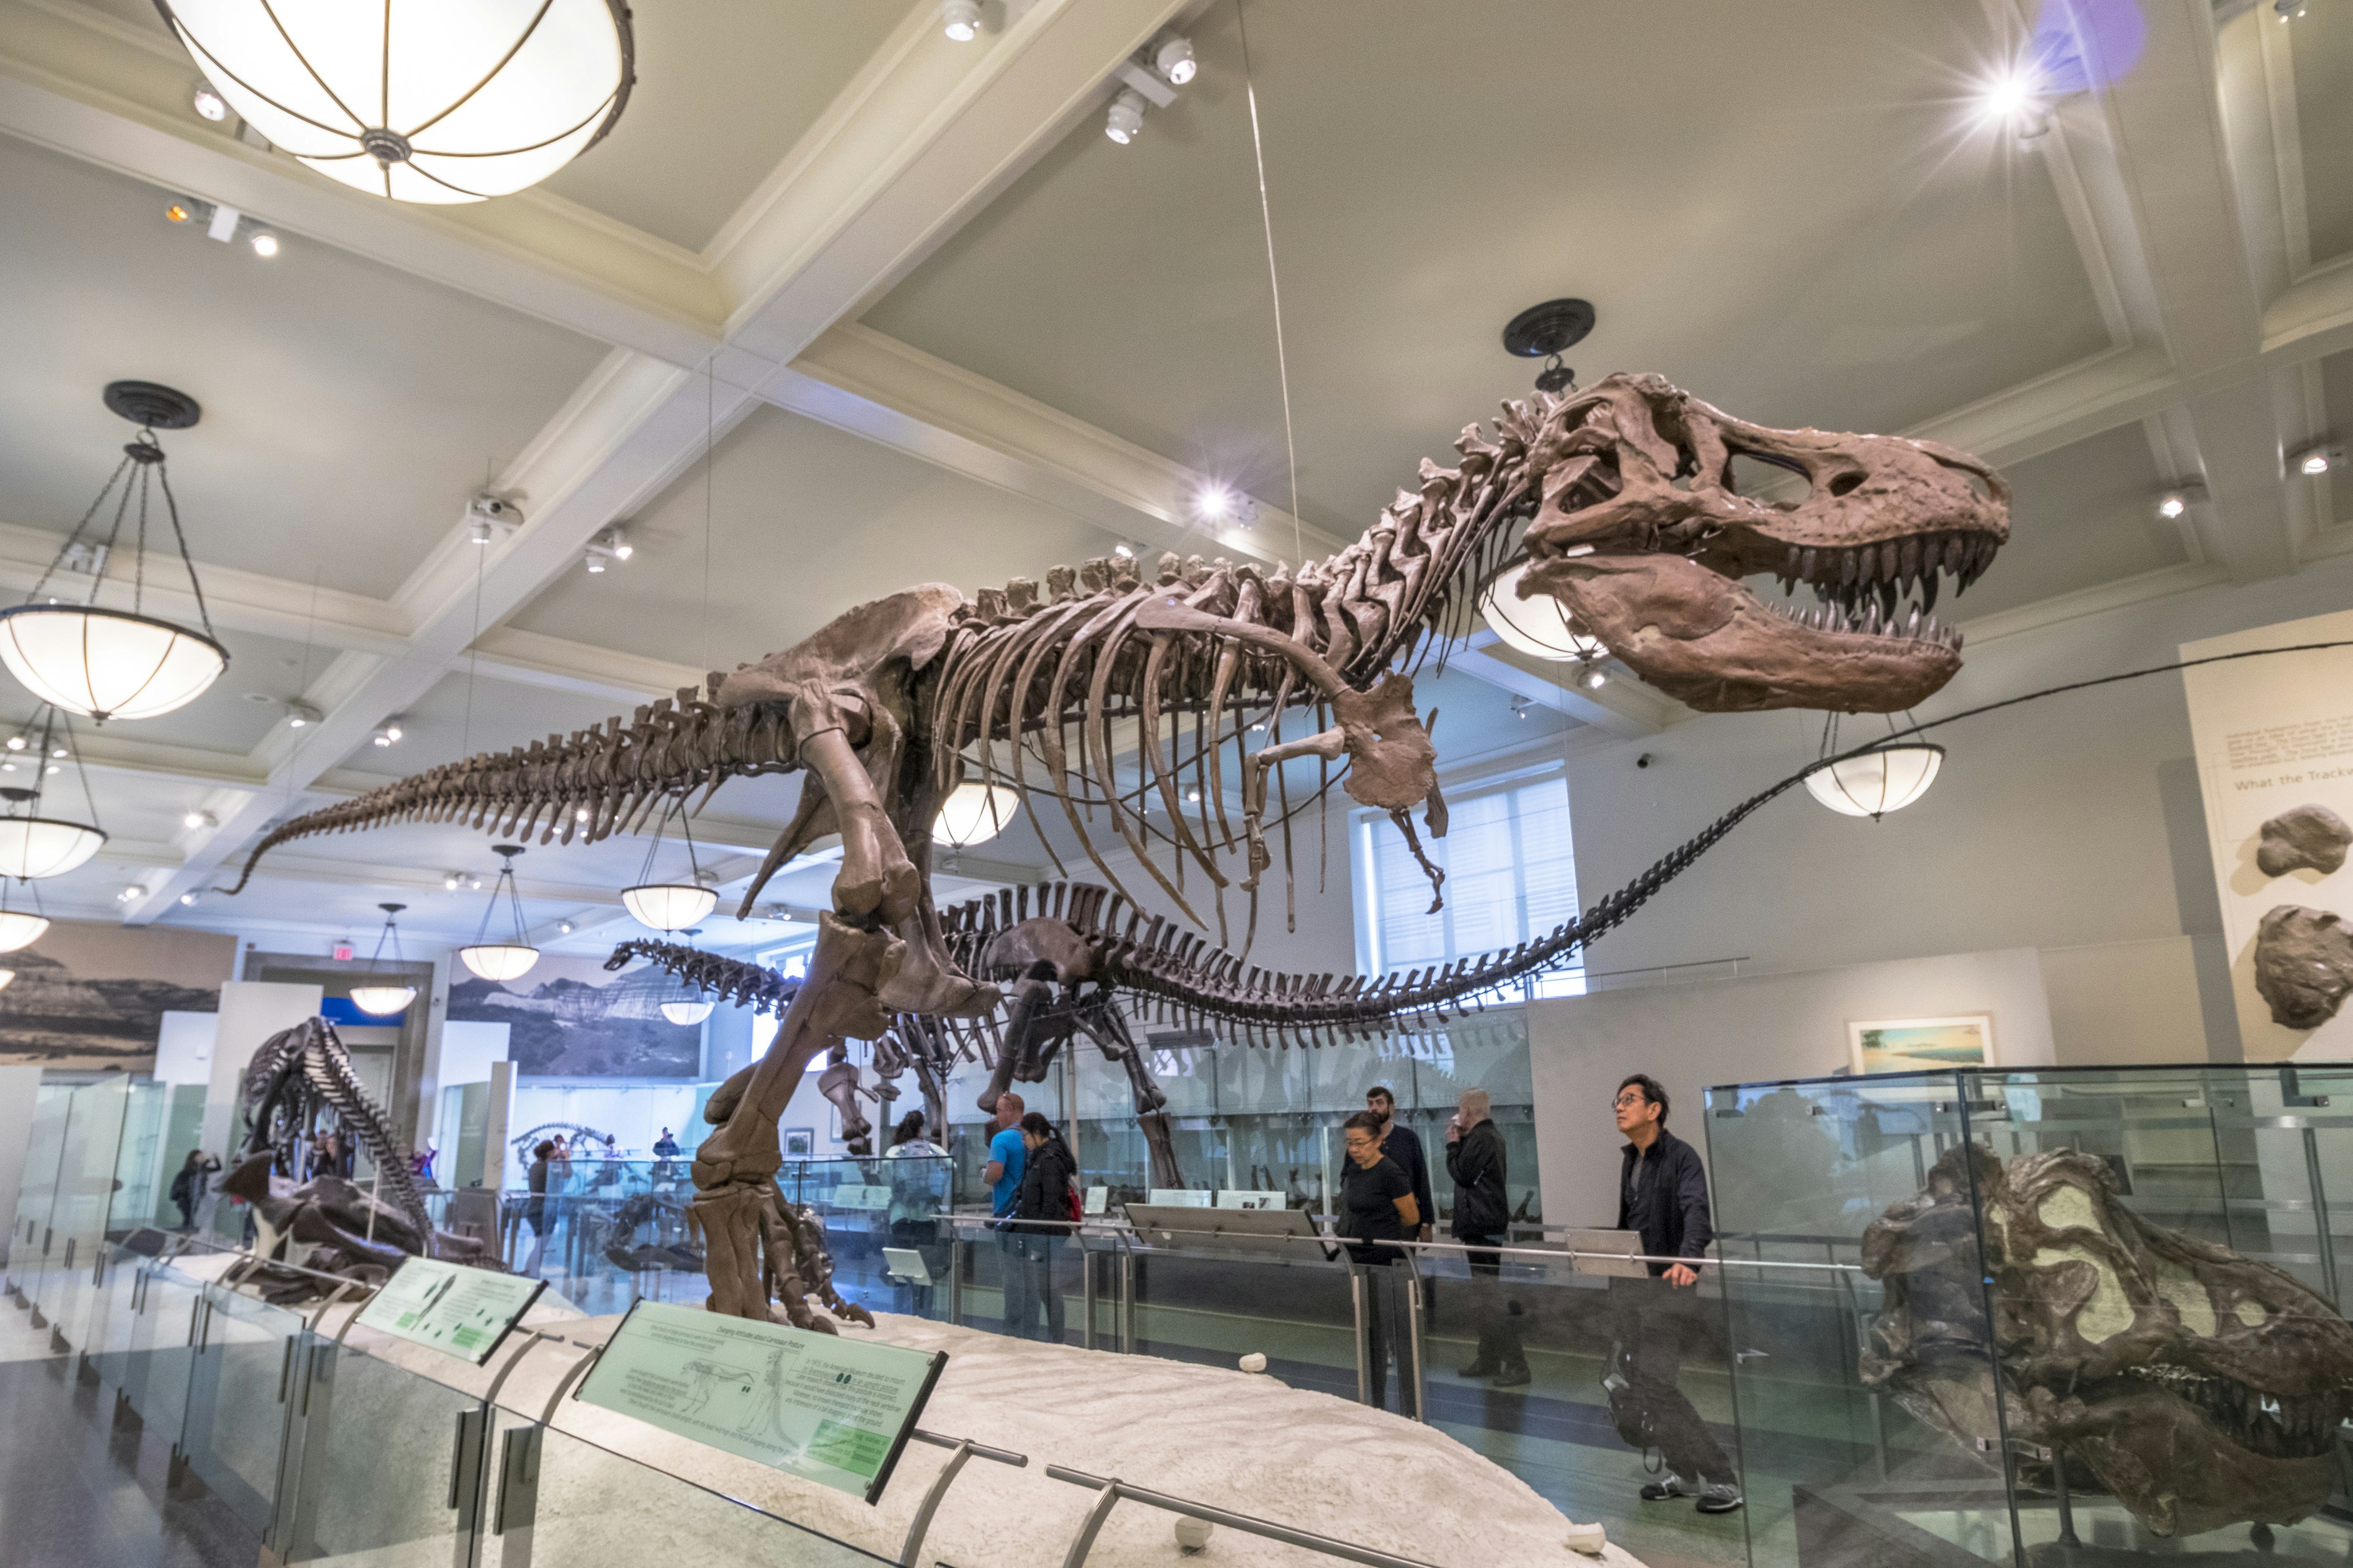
[981,1093,1034,1336]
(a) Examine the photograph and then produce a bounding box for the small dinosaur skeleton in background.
[230,1017,491,1289]
[235,376,2008,1327]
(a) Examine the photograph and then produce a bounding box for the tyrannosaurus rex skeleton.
[230,374,2007,1326]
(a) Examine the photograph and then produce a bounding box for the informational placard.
[354,1256,546,1365]
[1083,1186,1108,1216]
[575,1300,945,1504]
[2183,608,2353,1060]
[824,1183,890,1211]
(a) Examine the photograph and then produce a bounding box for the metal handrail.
[1045,1464,1442,1568]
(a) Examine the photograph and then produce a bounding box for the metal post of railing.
[1042,1466,1444,1568]
[1398,1248,1426,1423]
[1080,1242,1097,1350]
[2303,1125,2341,1309]
[900,1430,1027,1568]
[1117,1237,1135,1354]
[1347,1257,1371,1406]
[949,1231,965,1327]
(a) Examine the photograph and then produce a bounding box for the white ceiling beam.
[1453,630,1677,736]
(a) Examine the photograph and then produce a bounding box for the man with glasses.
[1609,1074,1741,1515]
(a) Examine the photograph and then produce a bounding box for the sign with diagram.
[575,1300,945,1502]
[354,1256,546,1364]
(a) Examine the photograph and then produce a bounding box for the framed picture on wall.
[783,1127,816,1158]
[1847,1015,1996,1075]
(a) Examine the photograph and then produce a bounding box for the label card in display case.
[354,1256,546,1364]
[576,1299,945,1502]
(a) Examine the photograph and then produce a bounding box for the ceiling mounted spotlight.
[0,383,229,724]
[117,884,146,904]
[371,721,403,747]
[466,493,521,546]
[457,845,539,982]
[584,528,631,573]
[182,809,216,831]
[1105,88,1146,145]
[348,902,419,1016]
[1502,298,1596,395]
[2155,482,2205,521]
[178,891,198,906]
[940,0,981,41]
[286,701,321,729]
[155,0,634,204]
[556,919,574,936]
[1153,34,1197,85]
[2276,0,2308,17]
[1583,669,1608,689]
[1510,695,1531,720]
[248,230,279,258]
[1980,68,2053,138]
[191,83,227,121]
[2291,440,2342,477]
[1112,541,1139,560]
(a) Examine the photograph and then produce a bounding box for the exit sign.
[332,944,354,961]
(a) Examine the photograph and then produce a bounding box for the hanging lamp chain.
[153,458,219,642]
[23,453,134,605]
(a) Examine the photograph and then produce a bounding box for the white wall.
[1526,946,2055,1229]
[1556,560,2353,1047]
[202,981,324,1159]
[153,1011,219,1087]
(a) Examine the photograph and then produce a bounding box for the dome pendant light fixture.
[457,846,540,982]
[0,874,50,953]
[1479,560,1609,664]
[348,903,419,1017]
[933,752,1020,849]
[620,796,718,933]
[0,384,228,723]
[1804,719,1946,819]
[156,0,635,205]
[0,710,107,881]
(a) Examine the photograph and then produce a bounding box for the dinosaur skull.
[1862,1145,2353,1537]
[1519,374,2009,712]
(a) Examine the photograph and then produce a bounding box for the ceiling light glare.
[117,885,146,904]
[1195,485,1233,521]
[178,891,198,905]
[444,871,463,892]
[165,202,194,224]
[2157,491,2187,520]
[249,230,279,258]
[1105,88,1146,145]
[1980,68,2052,138]
[2292,441,2340,477]
[585,551,606,574]
[610,532,632,561]
[4,738,21,753]
[2276,0,2308,17]
[1112,542,1137,559]
[286,701,320,729]
[941,0,980,42]
[1154,35,1197,85]
[158,0,634,205]
[557,919,574,935]
[1583,669,1607,689]
[191,83,228,121]
[183,809,216,830]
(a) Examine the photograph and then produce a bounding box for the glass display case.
[1704,1063,2353,1568]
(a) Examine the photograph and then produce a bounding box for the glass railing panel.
[6,1081,70,1294]
[180,1278,306,1532]
[474,1410,895,1568]
[106,1078,171,1235]
[40,1075,134,1346]
[282,1331,484,1566]
[118,1250,206,1449]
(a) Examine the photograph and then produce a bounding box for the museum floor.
[0,1308,254,1568]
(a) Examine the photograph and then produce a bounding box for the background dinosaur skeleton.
[228,374,2009,1326]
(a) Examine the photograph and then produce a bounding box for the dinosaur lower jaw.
[1522,551,1960,713]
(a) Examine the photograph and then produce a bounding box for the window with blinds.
[1354,769,1585,999]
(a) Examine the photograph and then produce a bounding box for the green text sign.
[354,1257,546,1365]
[575,1299,945,1503]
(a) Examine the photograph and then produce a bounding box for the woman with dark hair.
[1009,1111,1077,1343]
[885,1110,949,1312]
[167,1149,219,1231]
[1339,1108,1420,1410]
[523,1140,556,1275]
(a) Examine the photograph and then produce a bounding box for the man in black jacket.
[1610,1074,1740,1514]
[1445,1088,1528,1386]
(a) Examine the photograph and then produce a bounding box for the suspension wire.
[460,533,485,757]
[1233,0,1302,566]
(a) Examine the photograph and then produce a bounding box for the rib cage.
[224,388,1610,909]
[240,1017,432,1238]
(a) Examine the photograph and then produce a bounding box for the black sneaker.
[1491,1363,1530,1388]
[1457,1359,1498,1378]
[1639,1472,1688,1502]
[1696,1483,1744,1515]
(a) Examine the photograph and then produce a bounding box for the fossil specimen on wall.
[2256,804,2352,877]
[2251,904,2353,1028]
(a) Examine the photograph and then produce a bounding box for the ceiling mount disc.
[102,381,201,430]
[1501,298,1596,360]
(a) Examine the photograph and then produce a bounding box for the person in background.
[411,1145,437,1183]
[1366,1085,1433,1243]
[981,1093,1031,1338]
[653,1127,680,1158]
[1011,1111,1077,1343]
[601,1134,620,1160]
[168,1149,218,1232]
[1338,1109,1420,1411]
[1611,1074,1741,1515]
[1447,1088,1528,1387]
[885,1110,949,1312]
[522,1139,556,1276]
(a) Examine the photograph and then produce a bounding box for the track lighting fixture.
[183,809,215,830]
[1105,88,1146,145]
[191,84,228,121]
[1153,35,1196,85]
[178,891,198,906]
[584,528,631,574]
[371,720,403,748]
[286,701,322,729]
[118,884,146,904]
[941,0,980,42]
[2155,482,2205,521]
[248,230,279,258]
[2292,440,2341,477]
[466,494,521,546]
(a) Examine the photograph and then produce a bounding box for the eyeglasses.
[1612,1092,1647,1110]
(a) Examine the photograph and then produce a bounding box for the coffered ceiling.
[0,0,2345,962]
